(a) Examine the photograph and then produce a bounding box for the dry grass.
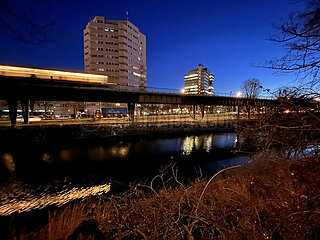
[24,202,90,240]
[16,154,320,240]
[89,155,320,239]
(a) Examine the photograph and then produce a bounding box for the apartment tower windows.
[83,16,147,88]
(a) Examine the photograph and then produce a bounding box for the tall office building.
[83,16,147,87]
[184,64,214,95]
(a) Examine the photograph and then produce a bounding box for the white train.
[0,65,109,84]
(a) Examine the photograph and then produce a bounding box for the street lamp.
[236,91,242,97]
[180,88,185,94]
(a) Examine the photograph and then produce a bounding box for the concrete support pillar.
[193,105,196,119]
[200,104,205,119]
[73,103,77,119]
[237,105,240,118]
[21,99,29,124]
[247,105,251,119]
[7,99,18,125]
[128,103,135,122]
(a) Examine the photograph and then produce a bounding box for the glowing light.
[119,146,129,157]
[203,135,213,152]
[180,89,185,94]
[133,72,141,77]
[185,74,198,78]
[182,136,194,155]
[1,153,15,172]
[0,183,110,216]
[194,136,201,151]
[0,65,109,84]
[184,85,198,89]
[42,153,53,164]
[236,91,242,97]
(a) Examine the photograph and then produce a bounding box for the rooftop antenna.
[126,11,129,20]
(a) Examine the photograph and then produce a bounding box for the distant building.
[83,16,147,88]
[184,64,214,95]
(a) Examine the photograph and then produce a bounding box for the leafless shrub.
[16,154,320,239]
[87,154,319,239]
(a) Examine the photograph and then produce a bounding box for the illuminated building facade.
[84,16,147,88]
[184,64,214,95]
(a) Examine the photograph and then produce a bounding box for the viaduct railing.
[0,76,276,125]
[36,79,273,100]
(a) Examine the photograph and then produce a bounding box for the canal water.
[0,133,248,217]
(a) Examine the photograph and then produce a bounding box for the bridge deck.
[0,76,274,106]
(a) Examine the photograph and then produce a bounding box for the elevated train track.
[0,65,276,124]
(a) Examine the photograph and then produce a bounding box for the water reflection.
[88,146,107,161]
[181,134,236,155]
[2,153,15,172]
[59,149,80,163]
[0,133,245,217]
[203,135,213,153]
[203,156,248,175]
[109,146,129,158]
[0,183,110,216]
[182,136,194,155]
[42,153,53,164]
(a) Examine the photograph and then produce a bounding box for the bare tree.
[42,101,53,115]
[266,0,320,94]
[270,86,301,99]
[241,78,261,98]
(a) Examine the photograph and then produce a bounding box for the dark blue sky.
[0,0,303,94]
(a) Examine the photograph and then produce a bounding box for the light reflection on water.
[56,133,238,160]
[181,134,237,155]
[1,153,15,172]
[203,134,213,153]
[0,183,110,216]
[181,136,194,155]
[0,133,244,216]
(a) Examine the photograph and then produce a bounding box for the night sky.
[0,0,304,94]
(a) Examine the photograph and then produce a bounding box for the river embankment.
[3,153,319,239]
[0,120,247,145]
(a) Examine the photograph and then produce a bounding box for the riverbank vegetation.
[93,156,320,239]
[12,101,320,239]
[19,153,319,239]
